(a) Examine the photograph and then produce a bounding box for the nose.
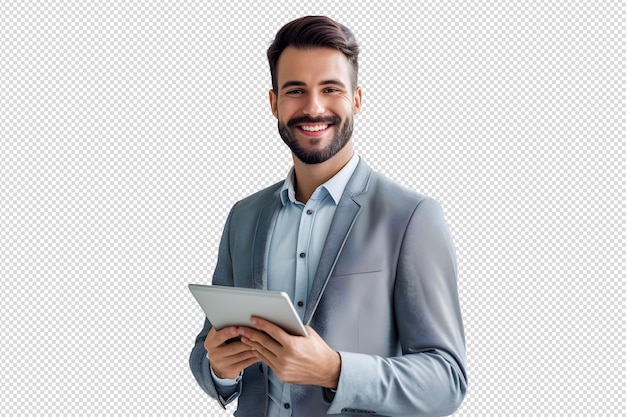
[302,91,325,116]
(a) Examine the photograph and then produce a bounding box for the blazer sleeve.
[189,206,242,408]
[327,197,467,416]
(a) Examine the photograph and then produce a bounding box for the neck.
[292,144,354,204]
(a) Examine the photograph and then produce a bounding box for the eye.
[324,87,341,93]
[285,89,304,95]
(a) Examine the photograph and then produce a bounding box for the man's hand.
[204,326,259,380]
[238,317,341,389]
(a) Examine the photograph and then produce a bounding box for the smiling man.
[273,46,359,169]
[190,16,467,416]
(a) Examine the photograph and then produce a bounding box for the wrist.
[210,364,242,385]
[322,351,341,389]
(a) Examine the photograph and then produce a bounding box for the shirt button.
[299,252,306,258]
[284,403,291,409]
[306,209,313,215]
[297,301,304,307]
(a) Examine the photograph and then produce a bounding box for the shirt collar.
[280,152,360,206]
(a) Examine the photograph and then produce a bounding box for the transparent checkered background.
[1,0,623,415]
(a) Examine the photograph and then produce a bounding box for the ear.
[352,87,363,115]
[269,89,278,119]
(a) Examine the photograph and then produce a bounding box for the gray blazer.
[190,159,467,416]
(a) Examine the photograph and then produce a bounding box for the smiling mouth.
[288,116,340,133]
[299,124,330,132]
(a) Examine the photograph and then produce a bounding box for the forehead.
[276,47,352,88]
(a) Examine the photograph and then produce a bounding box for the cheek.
[276,102,296,121]
[337,95,356,113]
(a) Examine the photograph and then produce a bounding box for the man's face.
[269,47,362,165]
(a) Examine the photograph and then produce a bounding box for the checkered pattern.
[1,1,623,415]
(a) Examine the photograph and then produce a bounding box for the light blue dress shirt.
[211,153,360,416]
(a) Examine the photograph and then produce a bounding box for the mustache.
[287,115,341,127]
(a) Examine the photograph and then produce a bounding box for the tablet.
[188,284,308,336]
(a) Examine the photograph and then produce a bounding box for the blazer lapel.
[303,160,372,324]
[252,189,283,290]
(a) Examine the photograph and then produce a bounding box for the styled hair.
[267,16,360,93]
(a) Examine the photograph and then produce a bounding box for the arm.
[189,319,244,407]
[189,206,250,407]
[328,197,467,416]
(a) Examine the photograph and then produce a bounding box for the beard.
[277,115,353,164]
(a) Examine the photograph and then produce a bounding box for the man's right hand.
[204,326,259,380]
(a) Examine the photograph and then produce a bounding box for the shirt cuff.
[326,351,377,415]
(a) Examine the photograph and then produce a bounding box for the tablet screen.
[189,284,308,336]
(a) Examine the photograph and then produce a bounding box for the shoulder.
[229,180,283,214]
[350,159,446,217]
[350,159,427,204]
[366,169,439,211]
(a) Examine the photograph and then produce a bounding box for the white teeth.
[300,124,328,132]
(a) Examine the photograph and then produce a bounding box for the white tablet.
[188,284,308,336]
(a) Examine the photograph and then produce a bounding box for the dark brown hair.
[267,16,360,93]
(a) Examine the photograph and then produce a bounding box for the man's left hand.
[238,317,341,389]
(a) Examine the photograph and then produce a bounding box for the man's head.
[267,16,362,165]
[267,16,360,93]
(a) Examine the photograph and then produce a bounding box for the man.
[190,16,467,416]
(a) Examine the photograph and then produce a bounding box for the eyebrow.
[280,79,347,90]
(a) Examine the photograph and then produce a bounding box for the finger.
[205,326,239,349]
[209,341,259,373]
[216,340,256,356]
[215,326,241,344]
[231,355,261,371]
[249,317,289,343]
[238,338,277,371]
[238,326,283,353]
[222,344,259,363]
[239,334,279,361]
[206,338,256,371]
[212,352,260,379]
